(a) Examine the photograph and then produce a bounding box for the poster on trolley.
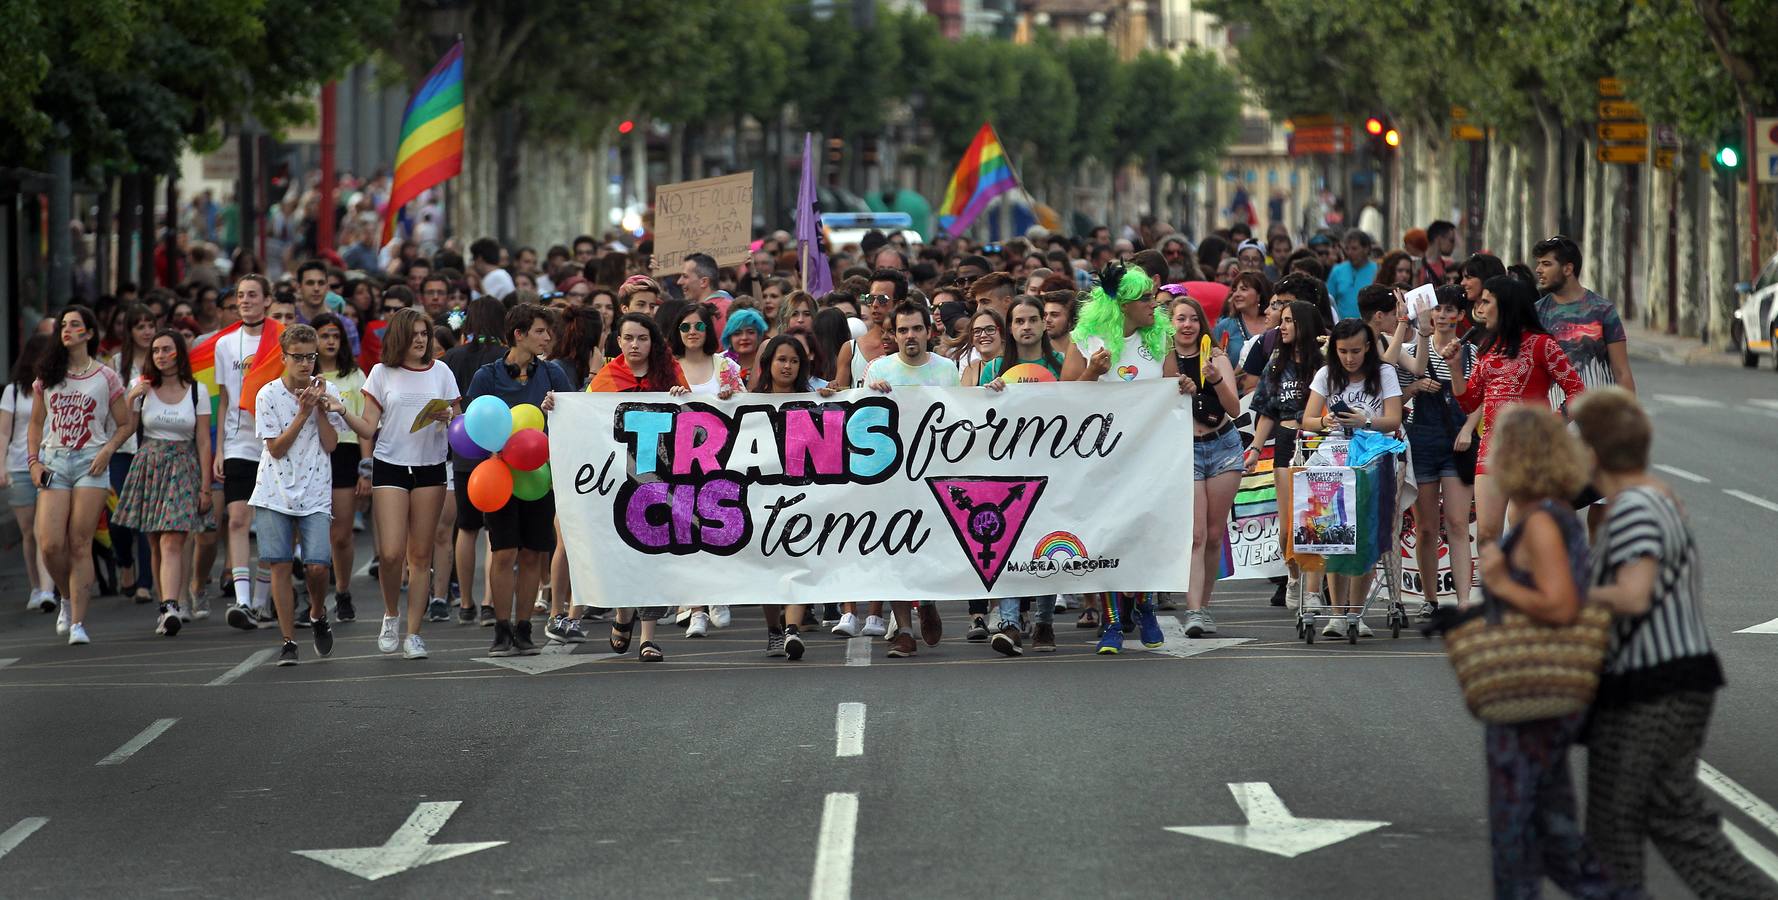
[1290,467,1359,555]
[549,382,1196,607]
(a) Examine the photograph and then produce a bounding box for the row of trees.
[1202,0,1778,346]
[381,2,1243,243]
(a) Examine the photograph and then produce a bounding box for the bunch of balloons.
[450,396,553,512]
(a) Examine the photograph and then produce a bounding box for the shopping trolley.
[1276,434,1410,645]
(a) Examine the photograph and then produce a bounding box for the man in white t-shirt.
[470,237,514,301]
[246,323,345,666]
[862,301,960,660]
[214,274,274,622]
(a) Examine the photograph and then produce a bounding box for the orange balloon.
[467,458,515,513]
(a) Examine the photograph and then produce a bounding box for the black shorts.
[453,472,485,532]
[223,458,259,505]
[485,493,556,553]
[330,444,363,490]
[371,459,447,491]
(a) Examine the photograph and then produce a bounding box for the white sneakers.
[710,606,731,628]
[831,613,860,637]
[685,612,711,638]
[1321,618,1347,638]
[27,589,55,614]
[403,635,428,659]
[860,615,888,638]
[378,616,401,653]
[55,599,71,636]
[68,623,90,645]
[1354,620,1375,638]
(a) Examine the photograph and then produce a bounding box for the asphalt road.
[1,357,1775,899]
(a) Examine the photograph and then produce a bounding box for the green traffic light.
[1716,146,1740,168]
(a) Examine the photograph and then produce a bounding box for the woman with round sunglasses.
[671,303,744,399]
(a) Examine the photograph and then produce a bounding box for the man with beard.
[1040,289,1078,359]
[1533,235,1634,397]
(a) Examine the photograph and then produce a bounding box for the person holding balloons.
[589,312,690,662]
[441,298,510,626]
[462,304,574,657]
[1160,295,1242,639]
[344,308,460,660]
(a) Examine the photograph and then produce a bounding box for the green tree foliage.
[1,0,394,175]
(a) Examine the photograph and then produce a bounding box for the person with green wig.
[1059,263,1175,655]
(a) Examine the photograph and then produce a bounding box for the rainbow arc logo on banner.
[937,123,1019,235]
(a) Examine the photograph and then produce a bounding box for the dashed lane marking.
[1652,464,1710,484]
[835,703,865,758]
[96,718,178,766]
[207,648,277,686]
[809,793,859,900]
[0,817,48,862]
[1725,489,1778,514]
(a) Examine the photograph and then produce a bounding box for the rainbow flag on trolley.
[382,40,465,244]
[937,123,1019,236]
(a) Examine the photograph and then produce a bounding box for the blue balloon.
[464,395,513,453]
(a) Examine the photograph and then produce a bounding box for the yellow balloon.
[510,403,545,434]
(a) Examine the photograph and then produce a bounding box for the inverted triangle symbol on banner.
[925,476,1048,591]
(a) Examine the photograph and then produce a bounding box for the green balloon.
[512,462,552,501]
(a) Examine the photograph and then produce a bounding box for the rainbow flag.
[382,40,465,244]
[191,319,285,418]
[937,123,1018,235]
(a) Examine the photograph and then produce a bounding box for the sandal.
[609,618,634,654]
[639,641,664,662]
[1075,609,1099,629]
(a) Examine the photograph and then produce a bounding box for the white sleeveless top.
[1096,331,1164,382]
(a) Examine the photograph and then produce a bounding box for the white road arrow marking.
[293,800,505,881]
[472,642,618,674]
[1165,782,1389,859]
[1736,617,1778,635]
[1653,394,1725,409]
[1144,617,1254,658]
[0,817,48,861]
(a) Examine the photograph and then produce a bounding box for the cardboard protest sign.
[651,172,755,275]
[551,382,1195,607]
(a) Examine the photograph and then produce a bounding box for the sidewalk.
[1623,321,1740,368]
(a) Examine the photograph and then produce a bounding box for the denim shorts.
[252,507,332,566]
[1193,426,1245,480]
[39,446,110,491]
[6,470,36,507]
[1408,427,1459,484]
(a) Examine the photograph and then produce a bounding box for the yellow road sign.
[1598,77,1626,98]
[1450,106,1470,121]
[1654,148,1675,170]
[1597,122,1648,142]
[1597,144,1647,165]
[1598,100,1643,121]
[1451,124,1486,141]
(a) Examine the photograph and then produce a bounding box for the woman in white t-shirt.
[0,335,56,614]
[1300,318,1404,638]
[345,308,460,658]
[113,330,212,637]
[26,306,133,645]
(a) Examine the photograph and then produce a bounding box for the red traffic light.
[1384,128,1400,147]
[1365,117,1384,136]
[618,120,635,135]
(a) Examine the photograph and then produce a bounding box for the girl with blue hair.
[720,306,768,385]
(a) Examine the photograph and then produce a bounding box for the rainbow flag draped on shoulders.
[937,123,1018,236]
[191,319,285,418]
[382,40,465,244]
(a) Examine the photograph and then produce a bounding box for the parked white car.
[1734,252,1778,368]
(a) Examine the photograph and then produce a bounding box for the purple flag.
[796,132,833,296]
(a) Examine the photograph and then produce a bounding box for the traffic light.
[618,119,635,135]
[1363,116,1398,152]
[1714,136,1741,170]
[1365,117,1384,137]
[1384,128,1401,148]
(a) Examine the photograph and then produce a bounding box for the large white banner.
[549,382,1195,607]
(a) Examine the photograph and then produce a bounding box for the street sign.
[1451,124,1485,141]
[1598,100,1643,121]
[1450,106,1470,121]
[1598,77,1626,97]
[1288,124,1353,156]
[1654,124,1680,148]
[1756,117,1778,183]
[1655,148,1675,170]
[1597,122,1648,143]
[1597,145,1648,165]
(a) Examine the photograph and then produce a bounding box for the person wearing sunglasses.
[830,269,907,393]
[248,324,348,667]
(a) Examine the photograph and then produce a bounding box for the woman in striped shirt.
[1571,388,1770,896]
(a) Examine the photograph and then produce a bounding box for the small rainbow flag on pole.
[382,39,465,244]
[937,123,1019,236]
